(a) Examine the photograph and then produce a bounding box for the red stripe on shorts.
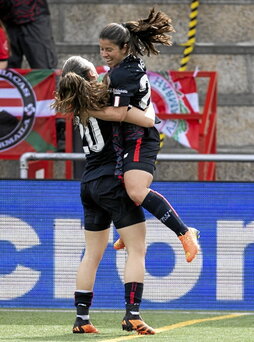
[133,138,142,162]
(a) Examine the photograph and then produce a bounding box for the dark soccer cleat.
[122,314,155,335]
[72,317,98,333]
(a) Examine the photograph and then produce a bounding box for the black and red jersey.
[108,54,160,171]
[79,117,120,182]
[108,55,151,142]
[0,0,50,24]
[108,55,150,110]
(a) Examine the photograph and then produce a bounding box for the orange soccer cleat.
[72,318,99,333]
[178,227,200,263]
[122,315,155,335]
[113,238,125,250]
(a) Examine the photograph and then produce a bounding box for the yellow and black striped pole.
[179,0,200,71]
[159,0,200,151]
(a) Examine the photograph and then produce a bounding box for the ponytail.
[99,8,175,57]
[125,8,175,56]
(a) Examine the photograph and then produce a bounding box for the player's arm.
[125,103,155,127]
[88,106,127,122]
[88,104,154,127]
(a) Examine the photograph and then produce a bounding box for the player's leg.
[113,168,151,250]
[76,228,110,290]
[117,168,200,262]
[73,180,111,334]
[124,168,189,235]
[119,222,146,283]
[117,128,200,262]
[107,179,155,334]
[117,222,155,335]
[124,168,152,205]
[73,228,110,333]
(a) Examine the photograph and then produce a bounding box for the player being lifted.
[97,8,200,262]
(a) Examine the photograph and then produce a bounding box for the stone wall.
[1,0,254,180]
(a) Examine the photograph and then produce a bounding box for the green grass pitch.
[0,309,253,342]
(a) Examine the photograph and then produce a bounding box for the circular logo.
[0,69,36,151]
[147,71,180,114]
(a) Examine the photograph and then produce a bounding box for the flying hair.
[99,8,175,56]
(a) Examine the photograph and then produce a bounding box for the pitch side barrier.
[1,170,254,310]
[20,152,254,179]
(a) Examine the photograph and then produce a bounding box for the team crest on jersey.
[0,69,36,151]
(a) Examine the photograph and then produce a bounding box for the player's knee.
[126,243,146,257]
[127,250,146,262]
[126,188,144,205]
[84,251,104,265]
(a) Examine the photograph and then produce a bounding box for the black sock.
[142,190,188,236]
[74,291,93,323]
[125,282,143,317]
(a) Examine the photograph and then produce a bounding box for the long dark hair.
[99,8,175,56]
[52,56,109,125]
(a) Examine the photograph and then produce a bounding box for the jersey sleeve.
[109,67,140,107]
[0,28,9,61]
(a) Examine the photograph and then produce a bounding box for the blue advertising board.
[0,180,253,310]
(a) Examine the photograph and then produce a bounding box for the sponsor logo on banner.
[1,181,254,309]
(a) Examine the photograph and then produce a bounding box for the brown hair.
[52,56,109,125]
[99,8,175,56]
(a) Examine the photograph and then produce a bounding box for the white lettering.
[0,215,41,300]
[53,218,114,298]
[116,219,202,302]
[216,220,254,300]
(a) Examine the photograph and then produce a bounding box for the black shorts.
[123,126,160,175]
[81,175,145,231]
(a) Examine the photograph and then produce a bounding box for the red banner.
[148,71,199,150]
[0,69,57,158]
[0,67,200,159]
[97,66,200,150]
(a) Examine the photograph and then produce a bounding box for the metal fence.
[20,152,254,179]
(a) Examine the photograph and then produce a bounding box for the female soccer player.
[98,8,200,263]
[53,56,155,335]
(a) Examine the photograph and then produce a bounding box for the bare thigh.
[124,169,153,204]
